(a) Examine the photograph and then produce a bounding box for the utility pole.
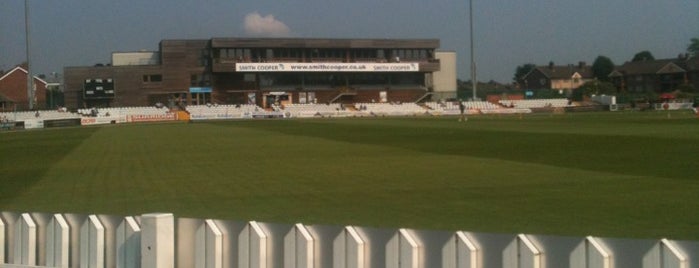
[25,0,34,110]
[469,0,477,101]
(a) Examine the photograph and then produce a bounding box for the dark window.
[190,74,210,87]
[143,74,163,83]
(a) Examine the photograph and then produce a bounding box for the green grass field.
[1,111,699,240]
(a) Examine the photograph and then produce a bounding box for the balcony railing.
[211,57,440,72]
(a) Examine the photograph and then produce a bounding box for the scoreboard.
[84,78,115,99]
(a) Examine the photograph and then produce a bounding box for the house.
[609,56,698,94]
[0,65,50,111]
[521,62,594,92]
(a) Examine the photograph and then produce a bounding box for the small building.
[521,62,594,92]
[0,65,50,111]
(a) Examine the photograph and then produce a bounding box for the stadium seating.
[424,101,503,115]
[498,98,572,108]
[77,106,171,117]
[0,110,80,121]
[424,101,461,115]
[281,103,351,118]
[0,99,576,126]
[464,101,501,110]
[354,102,428,116]
[186,104,264,120]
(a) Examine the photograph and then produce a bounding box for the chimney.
[548,61,555,70]
[578,61,586,68]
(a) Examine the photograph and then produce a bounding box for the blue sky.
[1,0,697,83]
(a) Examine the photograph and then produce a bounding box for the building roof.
[611,59,686,76]
[0,66,49,85]
[527,64,594,80]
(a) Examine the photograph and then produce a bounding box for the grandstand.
[186,104,264,120]
[463,100,502,110]
[499,98,572,108]
[280,103,351,118]
[64,38,456,109]
[0,110,80,121]
[2,94,694,130]
[354,102,428,116]
[425,101,461,115]
[76,106,170,117]
[425,101,500,114]
[424,101,533,115]
[0,100,541,130]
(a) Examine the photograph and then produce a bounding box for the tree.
[577,80,617,97]
[571,80,617,101]
[513,63,536,84]
[676,84,697,93]
[688,37,699,57]
[591,56,615,82]
[631,51,655,62]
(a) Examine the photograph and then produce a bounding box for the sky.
[1,0,697,83]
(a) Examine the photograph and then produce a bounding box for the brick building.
[64,38,456,109]
[0,66,50,111]
[609,56,699,93]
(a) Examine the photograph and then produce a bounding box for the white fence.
[1,211,698,268]
[654,102,695,111]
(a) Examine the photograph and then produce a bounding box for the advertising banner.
[80,117,125,125]
[190,114,240,121]
[127,113,177,123]
[235,63,419,72]
[23,119,44,129]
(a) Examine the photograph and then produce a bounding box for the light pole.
[469,0,477,101]
[25,0,34,110]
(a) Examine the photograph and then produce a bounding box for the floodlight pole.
[469,0,477,101]
[25,0,34,110]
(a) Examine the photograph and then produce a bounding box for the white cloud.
[243,12,291,37]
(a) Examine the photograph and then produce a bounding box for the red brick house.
[609,56,698,94]
[0,66,49,111]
